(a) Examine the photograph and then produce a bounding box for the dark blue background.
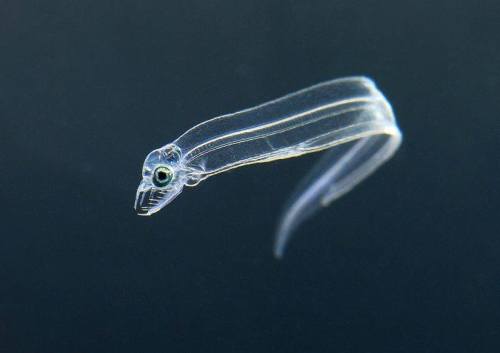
[1,0,499,352]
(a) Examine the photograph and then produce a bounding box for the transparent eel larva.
[135,77,402,258]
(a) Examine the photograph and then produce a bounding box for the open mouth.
[134,187,169,215]
[134,181,184,216]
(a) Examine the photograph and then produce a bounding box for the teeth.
[134,181,183,216]
[135,187,169,214]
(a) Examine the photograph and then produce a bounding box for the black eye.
[153,166,173,187]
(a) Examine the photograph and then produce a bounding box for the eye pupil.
[153,166,173,187]
[157,170,167,181]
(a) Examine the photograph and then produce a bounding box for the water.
[1,0,499,352]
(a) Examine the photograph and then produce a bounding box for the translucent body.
[135,77,402,257]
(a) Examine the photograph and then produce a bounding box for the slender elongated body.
[135,77,402,257]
